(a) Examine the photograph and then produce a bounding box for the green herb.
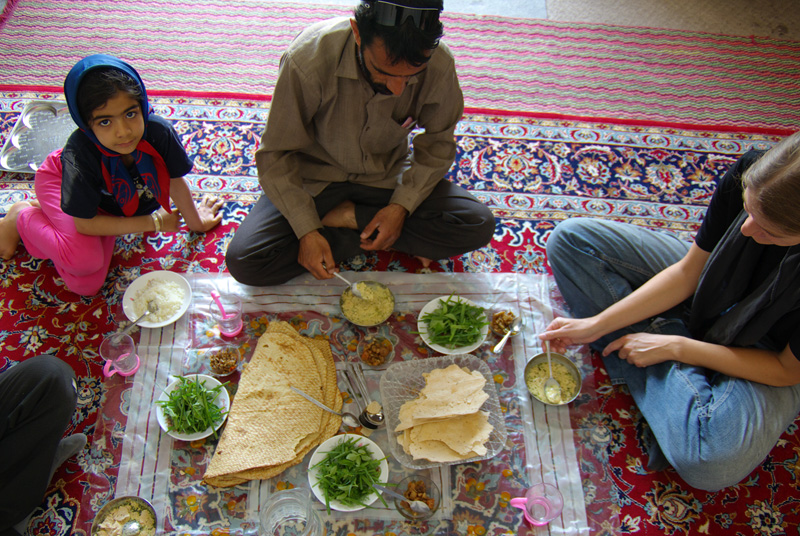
[421,294,489,349]
[310,436,386,514]
[156,376,228,438]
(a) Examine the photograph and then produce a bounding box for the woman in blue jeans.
[540,131,800,491]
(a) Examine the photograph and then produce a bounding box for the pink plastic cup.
[510,483,563,526]
[101,333,140,377]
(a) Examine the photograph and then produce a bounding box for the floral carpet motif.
[1,93,797,535]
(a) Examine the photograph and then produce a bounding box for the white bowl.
[308,434,389,512]
[122,270,192,328]
[156,374,230,441]
[417,296,490,355]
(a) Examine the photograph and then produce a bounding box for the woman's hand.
[539,316,605,354]
[603,333,680,367]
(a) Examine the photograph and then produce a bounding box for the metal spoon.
[116,300,159,341]
[332,271,363,298]
[121,520,142,536]
[373,483,431,516]
[289,386,360,428]
[544,340,563,403]
[492,316,522,353]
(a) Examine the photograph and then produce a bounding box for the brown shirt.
[256,17,464,239]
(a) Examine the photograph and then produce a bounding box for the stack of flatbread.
[396,364,493,463]
[203,321,341,487]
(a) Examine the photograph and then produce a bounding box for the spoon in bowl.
[544,340,563,403]
[492,316,522,353]
[325,265,363,298]
[373,483,431,516]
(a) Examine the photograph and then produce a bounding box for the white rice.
[133,279,184,323]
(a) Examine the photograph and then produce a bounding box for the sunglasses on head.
[372,0,440,30]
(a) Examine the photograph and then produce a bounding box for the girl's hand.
[539,316,604,354]
[603,333,679,367]
[160,208,183,232]
[189,195,224,232]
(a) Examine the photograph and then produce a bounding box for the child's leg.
[16,152,115,296]
[0,201,34,259]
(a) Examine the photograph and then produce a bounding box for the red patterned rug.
[1,92,797,535]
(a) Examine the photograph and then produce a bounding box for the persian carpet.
[1,0,799,132]
[2,92,798,535]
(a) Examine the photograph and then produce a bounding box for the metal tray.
[0,101,76,173]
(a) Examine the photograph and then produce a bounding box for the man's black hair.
[354,0,444,67]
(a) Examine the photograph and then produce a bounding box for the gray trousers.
[226,180,496,286]
[0,356,77,534]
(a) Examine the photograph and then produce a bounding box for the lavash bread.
[203,321,341,487]
[395,364,493,463]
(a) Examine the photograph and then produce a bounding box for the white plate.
[417,296,490,355]
[308,434,389,512]
[379,354,508,469]
[122,271,192,328]
[156,374,230,441]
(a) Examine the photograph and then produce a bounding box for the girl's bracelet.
[151,212,162,232]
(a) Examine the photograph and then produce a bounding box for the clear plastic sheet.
[82,272,613,535]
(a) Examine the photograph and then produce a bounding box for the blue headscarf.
[64,54,171,216]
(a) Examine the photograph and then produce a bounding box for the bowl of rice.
[524,352,581,406]
[122,271,192,328]
[339,281,395,327]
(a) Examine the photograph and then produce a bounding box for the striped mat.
[1,0,799,132]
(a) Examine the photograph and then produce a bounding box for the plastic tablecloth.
[82,272,609,535]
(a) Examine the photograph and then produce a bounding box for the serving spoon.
[116,300,158,341]
[373,483,431,516]
[544,340,563,403]
[332,271,363,298]
[289,386,360,428]
[493,316,522,353]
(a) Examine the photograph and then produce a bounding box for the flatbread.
[395,364,494,463]
[395,364,488,432]
[203,321,341,487]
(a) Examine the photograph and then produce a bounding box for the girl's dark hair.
[354,0,444,67]
[742,131,800,235]
[76,67,143,125]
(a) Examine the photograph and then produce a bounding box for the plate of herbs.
[417,295,490,355]
[308,434,389,513]
[155,374,230,441]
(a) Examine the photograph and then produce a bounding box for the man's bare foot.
[415,255,433,268]
[321,200,358,229]
[0,201,32,260]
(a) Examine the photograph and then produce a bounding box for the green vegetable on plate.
[421,294,489,349]
[156,376,228,438]
[310,436,386,513]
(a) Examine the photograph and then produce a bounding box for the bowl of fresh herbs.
[155,374,230,441]
[417,295,490,355]
[308,434,389,513]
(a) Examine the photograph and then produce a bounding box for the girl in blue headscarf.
[0,55,223,295]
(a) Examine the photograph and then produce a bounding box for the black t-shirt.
[60,114,193,218]
[694,149,800,357]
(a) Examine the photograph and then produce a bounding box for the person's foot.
[53,433,87,469]
[321,200,358,229]
[415,255,433,268]
[0,201,32,260]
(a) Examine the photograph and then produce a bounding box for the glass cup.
[210,293,243,337]
[100,333,140,377]
[510,483,563,526]
[259,487,322,536]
